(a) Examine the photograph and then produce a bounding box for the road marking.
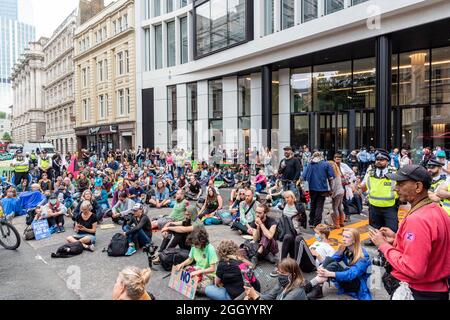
[35,255,49,265]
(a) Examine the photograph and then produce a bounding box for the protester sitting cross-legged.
[45,193,67,233]
[244,258,312,300]
[307,228,372,300]
[122,203,152,256]
[174,226,218,295]
[151,189,189,231]
[110,191,136,224]
[67,201,98,252]
[229,189,246,221]
[205,240,261,300]
[309,224,336,269]
[112,266,154,300]
[184,175,202,201]
[231,189,259,235]
[197,186,223,223]
[148,180,170,208]
[251,204,279,267]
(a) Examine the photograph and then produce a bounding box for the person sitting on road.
[45,194,67,233]
[229,189,246,221]
[38,172,53,192]
[94,181,109,219]
[251,204,279,267]
[148,180,170,208]
[76,172,91,194]
[231,190,259,235]
[265,180,284,207]
[244,258,310,300]
[197,186,223,223]
[205,240,261,300]
[221,167,235,188]
[16,178,31,193]
[72,189,101,222]
[309,224,336,269]
[151,189,189,230]
[1,188,20,219]
[122,203,152,256]
[184,175,202,201]
[112,266,154,300]
[307,228,372,300]
[110,191,136,224]
[112,181,129,207]
[254,170,268,193]
[67,201,98,252]
[175,226,218,295]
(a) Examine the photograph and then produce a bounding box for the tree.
[2,132,12,142]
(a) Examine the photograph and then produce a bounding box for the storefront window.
[168,86,177,148]
[401,107,424,161]
[431,104,450,150]
[272,71,279,127]
[291,67,312,113]
[281,0,295,30]
[352,57,376,109]
[238,76,251,117]
[431,46,450,104]
[187,83,198,158]
[302,0,318,23]
[209,80,223,119]
[398,50,429,106]
[292,115,309,150]
[313,61,352,112]
[392,54,399,106]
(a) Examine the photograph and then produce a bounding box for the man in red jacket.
[369,165,450,300]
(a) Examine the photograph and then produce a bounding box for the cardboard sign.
[32,219,51,240]
[168,267,199,300]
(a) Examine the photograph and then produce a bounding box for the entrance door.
[355,110,375,149]
[318,112,349,159]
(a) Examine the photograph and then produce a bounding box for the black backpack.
[107,233,129,257]
[159,248,190,271]
[51,242,84,258]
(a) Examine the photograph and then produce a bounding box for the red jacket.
[379,202,450,292]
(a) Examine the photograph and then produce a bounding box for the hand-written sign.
[32,219,51,241]
[168,267,199,300]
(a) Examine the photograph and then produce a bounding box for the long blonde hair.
[340,228,364,265]
[118,267,151,300]
[328,160,342,178]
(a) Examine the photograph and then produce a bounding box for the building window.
[195,0,248,58]
[166,0,175,13]
[264,0,274,35]
[99,95,106,119]
[117,89,125,115]
[125,50,129,73]
[209,79,223,119]
[238,76,251,153]
[144,0,151,19]
[431,46,450,104]
[155,24,163,69]
[398,50,429,106]
[187,83,197,156]
[302,0,318,23]
[122,14,128,30]
[117,52,124,75]
[144,28,151,71]
[291,67,312,113]
[167,21,176,67]
[352,57,376,109]
[83,99,89,121]
[82,67,88,87]
[352,0,368,5]
[281,0,295,30]
[325,0,344,15]
[98,60,104,82]
[168,85,177,148]
[180,16,188,64]
[153,0,161,17]
[126,89,131,114]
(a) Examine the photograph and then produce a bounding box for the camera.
[372,251,392,273]
[142,243,159,268]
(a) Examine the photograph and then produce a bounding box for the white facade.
[135,0,450,161]
[10,37,48,144]
[43,10,77,154]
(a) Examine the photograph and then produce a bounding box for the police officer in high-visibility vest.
[38,150,53,180]
[437,180,450,217]
[427,156,447,204]
[360,149,399,243]
[10,149,30,187]
[30,150,37,167]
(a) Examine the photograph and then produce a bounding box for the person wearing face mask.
[10,150,30,187]
[45,194,67,233]
[244,258,310,300]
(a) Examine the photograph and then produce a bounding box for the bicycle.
[0,214,21,250]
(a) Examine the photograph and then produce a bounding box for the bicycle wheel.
[0,221,21,250]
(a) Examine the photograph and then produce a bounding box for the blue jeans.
[205,285,232,300]
[282,180,299,199]
[122,225,152,248]
[256,182,266,193]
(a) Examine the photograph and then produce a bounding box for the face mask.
[278,274,290,288]
[314,233,322,241]
[50,200,57,205]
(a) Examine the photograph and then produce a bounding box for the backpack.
[51,242,84,258]
[239,240,259,260]
[218,211,233,225]
[159,248,190,271]
[296,237,317,273]
[107,233,129,257]
[276,215,297,241]
[23,225,35,241]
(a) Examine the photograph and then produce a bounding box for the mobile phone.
[368,226,377,233]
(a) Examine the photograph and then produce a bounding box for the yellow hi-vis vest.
[30,153,37,160]
[14,162,29,173]
[40,158,50,169]
[430,176,446,193]
[442,184,450,217]
[367,169,397,208]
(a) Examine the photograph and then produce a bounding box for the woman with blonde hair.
[112,267,154,300]
[307,228,372,300]
[328,155,345,229]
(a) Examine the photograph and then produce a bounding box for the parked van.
[7,143,23,155]
[23,142,56,158]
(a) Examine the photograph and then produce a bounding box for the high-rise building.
[0,0,36,111]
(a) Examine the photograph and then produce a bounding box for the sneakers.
[84,244,95,252]
[60,226,65,233]
[264,252,278,264]
[251,256,258,268]
[152,255,161,265]
[307,285,324,300]
[269,267,278,278]
[125,246,137,256]
[56,226,62,233]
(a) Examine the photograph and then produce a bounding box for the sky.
[19,0,115,39]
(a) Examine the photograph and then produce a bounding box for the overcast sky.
[19,0,115,39]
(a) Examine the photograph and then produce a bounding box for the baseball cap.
[283,146,293,151]
[132,203,144,211]
[386,165,431,189]
[436,150,446,158]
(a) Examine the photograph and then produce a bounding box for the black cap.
[427,156,443,167]
[386,165,431,189]
[283,146,293,151]
[375,149,390,161]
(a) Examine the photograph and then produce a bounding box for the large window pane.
[302,0,318,23]
[187,83,197,120]
[402,107,424,162]
[281,0,295,30]
[431,46,450,104]
[392,54,399,106]
[399,50,429,106]
[167,86,177,122]
[272,71,279,119]
[264,0,274,35]
[431,104,450,150]
[166,0,175,13]
[155,25,163,69]
[325,0,344,15]
[154,0,161,17]
[352,57,376,109]
[291,67,312,113]
[238,76,251,117]
[209,80,223,119]
[352,0,368,5]
[292,115,309,150]
[196,1,211,56]
[180,16,188,64]
[313,61,352,112]
[167,21,176,67]
[210,0,228,52]
[228,0,246,45]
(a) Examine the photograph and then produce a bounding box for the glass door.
[318,112,349,158]
[355,110,375,149]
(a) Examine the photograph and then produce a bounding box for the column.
[261,65,272,149]
[177,84,188,150]
[295,0,302,25]
[375,35,392,150]
[250,72,262,150]
[222,76,238,153]
[279,68,291,149]
[197,80,209,162]
[274,0,281,32]
[30,69,36,109]
[253,0,262,39]
[154,86,168,151]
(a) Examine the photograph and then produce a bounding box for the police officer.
[360,149,399,244]
[437,180,450,217]
[427,156,446,204]
[30,150,38,167]
[10,149,30,187]
[38,150,53,180]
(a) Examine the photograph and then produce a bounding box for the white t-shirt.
[309,241,336,268]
